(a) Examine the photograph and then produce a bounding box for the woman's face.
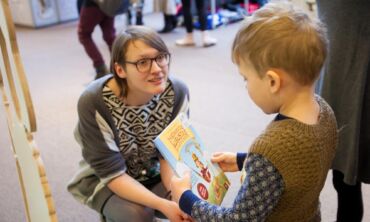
[116,40,169,103]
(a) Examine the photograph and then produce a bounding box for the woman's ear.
[114,62,127,78]
[266,70,281,94]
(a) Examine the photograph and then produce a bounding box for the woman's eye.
[157,54,165,61]
[138,59,149,66]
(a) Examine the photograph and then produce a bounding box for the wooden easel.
[0,0,57,221]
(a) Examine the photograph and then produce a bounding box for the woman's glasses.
[125,53,170,73]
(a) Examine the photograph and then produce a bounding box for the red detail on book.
[197,183,209,200]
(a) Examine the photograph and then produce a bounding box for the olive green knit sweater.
[250,96,337,222]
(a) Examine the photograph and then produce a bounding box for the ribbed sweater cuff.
[237,152,247,171]
[179,190,201,215]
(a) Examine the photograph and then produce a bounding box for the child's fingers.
[181,212,191,220]
[183,170,191,179]
[170,175,181,191]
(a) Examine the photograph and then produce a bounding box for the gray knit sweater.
[67,74,189,211]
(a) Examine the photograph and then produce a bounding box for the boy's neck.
[279,85,319,125]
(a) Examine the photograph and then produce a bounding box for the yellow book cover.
[154,113,230,205]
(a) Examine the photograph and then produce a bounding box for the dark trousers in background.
[78,6,115,68]
[181,0,207,32]
[333,170,363,222]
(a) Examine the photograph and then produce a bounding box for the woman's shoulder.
[78,75,113,110]
[168,75,188,88]
[168,76,189,97]
[81,75,112,96]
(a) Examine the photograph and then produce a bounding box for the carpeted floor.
[0,11,369,222]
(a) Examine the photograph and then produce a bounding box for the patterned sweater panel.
[102,81,175,181]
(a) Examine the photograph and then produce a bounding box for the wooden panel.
[1,0,36,132]
[0,0,57,221]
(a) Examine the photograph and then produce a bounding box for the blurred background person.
[317,1,370,221]
[127,0,145,25]
[78,0,127,79]
[155,0,178,33]
[176,0,217,47]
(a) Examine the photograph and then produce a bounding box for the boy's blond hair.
[232,2,327,85]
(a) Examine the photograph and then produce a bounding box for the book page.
[155,113,230,205]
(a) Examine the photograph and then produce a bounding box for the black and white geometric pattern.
[191,153,284,222]
[102,82,175,180]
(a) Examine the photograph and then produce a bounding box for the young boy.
[170,2,337,222]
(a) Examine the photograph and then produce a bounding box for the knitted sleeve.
[237,152,247,170]
[179,153,284,221]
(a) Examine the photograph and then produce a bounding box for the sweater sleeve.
[237,152,247,171]
[179,153,284,221]
[77,87,126,181]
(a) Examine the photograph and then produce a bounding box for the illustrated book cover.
[154,113,230,205]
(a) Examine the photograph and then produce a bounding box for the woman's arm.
[107,173,188,222]
[107,174,166,210]
[159,158,175,192]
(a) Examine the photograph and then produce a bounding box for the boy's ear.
[114,62,127,78]
[266,70,281,94]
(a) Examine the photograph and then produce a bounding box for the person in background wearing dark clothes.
[77,0,83,14]
[155,0,178,33]
[127,0,145,26]
[78,0,115,79]
[176,0,217,47]
[316,1,370,221]
[253,0,268,7]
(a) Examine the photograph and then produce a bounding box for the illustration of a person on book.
[213,177,225,202]
[192,153,211,183]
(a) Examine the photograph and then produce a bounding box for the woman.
[68,26,190,222]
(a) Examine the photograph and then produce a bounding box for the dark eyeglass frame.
[125,53,171,73]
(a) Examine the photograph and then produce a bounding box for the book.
[154,113,230,205]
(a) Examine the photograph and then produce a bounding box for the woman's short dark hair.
[110,26,170,97]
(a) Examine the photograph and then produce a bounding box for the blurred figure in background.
[127,0,145,25]
[77,0,83,14]
[78,0,127,79]
[317,1,370,221]
[155,0,178,33]
[176,0,217,47]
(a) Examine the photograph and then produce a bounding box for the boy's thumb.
[211,153,223,163]
[184,170,191,178]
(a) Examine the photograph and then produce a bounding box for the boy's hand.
[211,152,239,172]
[170,171,192,204]
[159,200,193,222]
